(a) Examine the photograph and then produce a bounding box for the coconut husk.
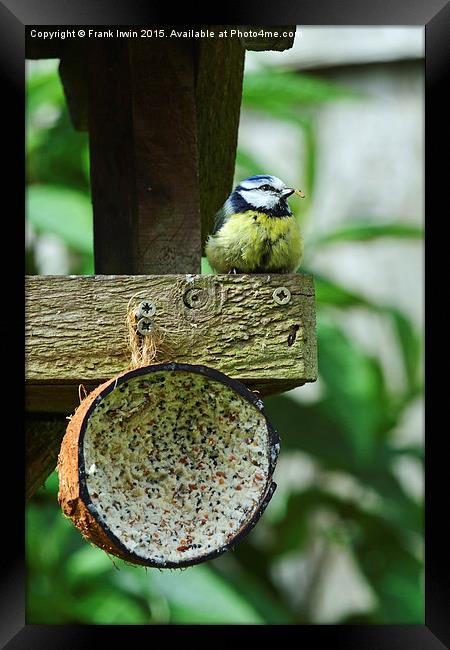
[57,363,279,568]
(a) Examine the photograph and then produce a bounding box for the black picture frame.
[4,0,446,646]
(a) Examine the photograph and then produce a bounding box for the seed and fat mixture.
[83,370,273,565]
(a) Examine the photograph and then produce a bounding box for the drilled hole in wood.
[183,288,208,309]
[287,324,300,347]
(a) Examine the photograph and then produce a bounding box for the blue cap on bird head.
[230,175,305,216]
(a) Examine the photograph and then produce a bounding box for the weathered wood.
[88,39,201,274]
[25,36,64,59]
[87,41,136,273]
[26,384,97,414]
[25,274,317,412]
[241,26,296,51]
[195,33,245,251]
[26,414,67,500]
[58,43,88,131]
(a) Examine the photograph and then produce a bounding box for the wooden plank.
[25,36,64,59]
[87,39,201,274]
[58,43,88,131]
[87,41,136,273]
[26,384,97,414]
[26,414,67,500]
[195,33,245,251]
[26,274,317,412]
[241,26,296,51]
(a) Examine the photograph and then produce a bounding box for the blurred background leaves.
[26,29,424,624]
[26,60,93,275]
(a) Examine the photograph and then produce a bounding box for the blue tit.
[205,174,305,274]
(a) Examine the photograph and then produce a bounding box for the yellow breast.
[206,210,303,273]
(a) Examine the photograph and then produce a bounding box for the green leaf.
[201,256,214,275]
[111,569,172,623]
[71,251,95,275]
[264,395,356,471]
[306,271,422,404]
[359,467,423,534]
[26,504,75,572]
[65,545,116,586]
[310,222,423,248]
[242,70,357,113]
[70,588,149,624]
[26,63,65,117]
[348,504,423,623]
[388,444,424,462]
[212,558,295,623]
[266,311,402,470]
[34,469,59,497]
[302,118,317,200]
[26,184,93,253]
[150,565,263,623]
[26,64,66,162]
[317,315,392,465]
[383,307,422,398]
[312,272,372,309]
[270,488,423,623]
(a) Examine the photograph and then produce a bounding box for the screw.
[137,317,155,336]
[272,287,291,305]
[183,288,208,309]
[136,300,156,319]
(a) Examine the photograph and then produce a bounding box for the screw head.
[137,317,155,336]
[272,287,291,305]
[136,300,156,319]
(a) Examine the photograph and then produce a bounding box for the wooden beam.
[87,39,201,274]
[26,274,317,412]
[25,37,64,60]
[26,414,67,500]
[58,43,88,131]
[86,41,136,273]
[195,33,245,251]
[241,26,296,51]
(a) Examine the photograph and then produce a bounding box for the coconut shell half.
[57,363,280,568]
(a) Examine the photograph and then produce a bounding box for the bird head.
[228,175,305,217]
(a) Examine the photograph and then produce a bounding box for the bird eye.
[260,184,272,191]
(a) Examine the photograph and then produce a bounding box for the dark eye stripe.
[237,184,280,193]
[258,185,278,192]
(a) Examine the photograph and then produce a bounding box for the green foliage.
[242,69,359,125]
[26,58,423,624]
[309,222,424,248]
[26,60,92,274]
[27,479,265,624]
[27,184,93,254]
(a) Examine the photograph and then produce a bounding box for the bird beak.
[282,188,306,199]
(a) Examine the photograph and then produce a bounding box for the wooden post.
[88,39,202,274]
[26,415,67,501]
[195,33,245,249]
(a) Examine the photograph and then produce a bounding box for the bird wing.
[212,205,230,235]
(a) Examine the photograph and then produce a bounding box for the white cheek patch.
[239,189,279,209]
